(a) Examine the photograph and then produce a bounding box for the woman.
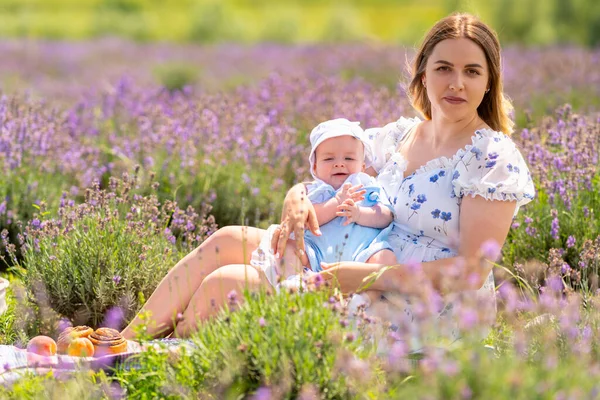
[122,13,535,342]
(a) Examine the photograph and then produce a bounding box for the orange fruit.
[27,335,57,356]
[67,337,95,357]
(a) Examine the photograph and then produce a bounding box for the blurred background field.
[0,0,599,46]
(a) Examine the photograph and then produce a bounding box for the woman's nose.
[449,73,464,91]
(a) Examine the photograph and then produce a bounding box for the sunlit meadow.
[0,40,599,398]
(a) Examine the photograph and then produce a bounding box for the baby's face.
[313,136,365,189]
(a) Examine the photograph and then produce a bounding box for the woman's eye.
[467,69,481,75]
[436,66,449,72]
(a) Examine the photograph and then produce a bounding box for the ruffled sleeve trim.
[451,129,536,210]
[367,116,420,173]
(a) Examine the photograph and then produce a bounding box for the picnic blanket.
[0,338,193,385]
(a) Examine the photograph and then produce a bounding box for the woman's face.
[423,37,489,123]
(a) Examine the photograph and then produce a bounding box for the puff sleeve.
[452,130,535,214]
[365,117,421,173]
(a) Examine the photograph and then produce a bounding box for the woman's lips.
[443,96,466,104]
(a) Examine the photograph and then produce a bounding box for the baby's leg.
[362,249,398,305]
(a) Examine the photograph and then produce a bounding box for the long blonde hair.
[408,13,514,135]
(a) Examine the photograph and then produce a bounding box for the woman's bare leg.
[122,225,265,339]
[174,264,267,337]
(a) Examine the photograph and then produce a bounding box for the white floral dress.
[365,117,535,349]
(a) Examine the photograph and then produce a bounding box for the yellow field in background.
[0,0,597,45]
[0,1,486,43]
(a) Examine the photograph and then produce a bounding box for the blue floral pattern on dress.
[364,116,535,350]
[367,117,535,259]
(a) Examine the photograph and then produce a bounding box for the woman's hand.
[336,199,360,226]
[272,183,320,265]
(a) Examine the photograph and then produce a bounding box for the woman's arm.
[319,196,517,295]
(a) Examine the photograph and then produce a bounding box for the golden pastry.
[88,327,128,356]
[57,325,93,354]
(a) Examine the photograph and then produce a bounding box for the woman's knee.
[203,264,265,297]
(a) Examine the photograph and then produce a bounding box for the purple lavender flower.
[112,275,122,285]
[566,235,576,248]
[103,306,125,330]
[251,387,272,400]
[480,239,501,261]
[551,217,560,240]
[227,290,238,304]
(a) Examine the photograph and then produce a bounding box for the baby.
[251,118,397,306]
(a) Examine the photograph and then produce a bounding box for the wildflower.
[480,239,501,261]
[461,385,473,400]
[251,386,272,400]
[566,235,576,248]
[312,273,323,288]
[551,217,560,240]
[31,218,42,230]
[344,333,355,342]
[103,307,125,330]
[112,275,122,285]
[546,275,564,293]
[258,317,266,327]
[227,290,238,305]
[459,308,478,330]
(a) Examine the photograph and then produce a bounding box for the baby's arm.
[337,200,393,228]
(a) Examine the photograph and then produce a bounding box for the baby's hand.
[336,199,361,226]
[335,183,365,205]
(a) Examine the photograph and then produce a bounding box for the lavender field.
[0,41,600,398]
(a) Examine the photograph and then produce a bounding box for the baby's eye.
[324,158,333,161]
[345,157,355,161]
